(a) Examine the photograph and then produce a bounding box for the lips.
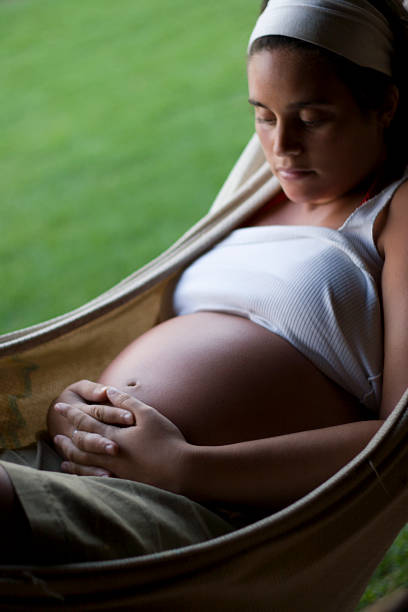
[277,168,314,180]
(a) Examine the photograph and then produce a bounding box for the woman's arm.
[54,389,384,510]
[181,420,383,509]
[378,181,408,419]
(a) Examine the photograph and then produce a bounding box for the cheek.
[311,122,369,166]
[324,124,381,174]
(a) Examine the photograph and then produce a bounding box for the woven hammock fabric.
[0,135,407,611]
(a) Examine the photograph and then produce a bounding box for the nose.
[273,120,302,157]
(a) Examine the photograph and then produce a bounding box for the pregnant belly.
[99,312,364,446]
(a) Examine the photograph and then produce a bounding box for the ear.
[378,84,399,128]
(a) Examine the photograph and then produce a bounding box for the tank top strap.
[339,167,408,268]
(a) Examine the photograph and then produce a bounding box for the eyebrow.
[248,98,332,110]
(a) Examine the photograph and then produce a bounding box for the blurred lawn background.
[1,0,407,607]
[0,0,254,334]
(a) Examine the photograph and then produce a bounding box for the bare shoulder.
[380,177,408,417]
[378,178,408,256]
[389,176,408,212]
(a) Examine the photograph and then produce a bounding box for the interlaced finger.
[71,430,118,456]
[77,403,134,426]
[54,434,114,472]
[51,380,108,410]
[68,379,108,403]
[106,387,151,415]
[54,403,112,436]
[61,461,113,477]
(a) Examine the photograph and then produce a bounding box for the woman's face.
[248,48,389,206]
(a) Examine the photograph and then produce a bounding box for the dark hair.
[250,0,408,176]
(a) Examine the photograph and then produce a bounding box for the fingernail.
[107,386,121,397]
[123,411,133,423]
[105,443,115,453]
[54,403,68,412]
[93,385,108,397]
[54,435,62,444]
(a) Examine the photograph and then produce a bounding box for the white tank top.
[173,170,408,411]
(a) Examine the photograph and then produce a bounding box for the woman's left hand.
[53,387,189,494]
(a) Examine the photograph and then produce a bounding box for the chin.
[280,186,319,205]
[280,180,337,207]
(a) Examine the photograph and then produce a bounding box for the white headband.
[248,0,393,76]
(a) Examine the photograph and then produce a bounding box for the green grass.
[1,0,407,607]
[0,0,254,333]
[358,526,408,608]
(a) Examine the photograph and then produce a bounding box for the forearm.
[181,420,384,511]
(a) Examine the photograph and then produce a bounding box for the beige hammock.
[1,135,407,611]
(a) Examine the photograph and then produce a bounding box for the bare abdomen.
[99,312,363,446]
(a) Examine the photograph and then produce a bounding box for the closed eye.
[301,119,325,128]
[299,110,333,128]
[256,116,276,125]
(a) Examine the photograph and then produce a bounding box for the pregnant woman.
[2,0,408,565]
